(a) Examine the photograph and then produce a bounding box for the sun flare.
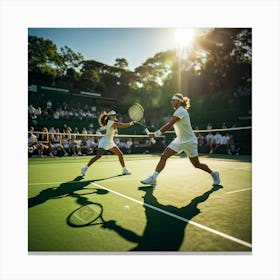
[175,28,195,47]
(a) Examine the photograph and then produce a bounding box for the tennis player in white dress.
[140,93,220,186]
[81,110,135,176]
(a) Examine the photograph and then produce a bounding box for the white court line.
[90,182,252,249]
[226,188,252,194]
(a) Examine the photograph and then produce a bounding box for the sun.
[175,28,195,47]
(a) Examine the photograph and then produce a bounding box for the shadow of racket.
[67,202,106,227]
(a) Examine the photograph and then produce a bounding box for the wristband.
[154,130,162,137]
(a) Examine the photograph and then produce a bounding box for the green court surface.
[28,154,252,253]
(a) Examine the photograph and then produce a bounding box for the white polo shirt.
[173,106,197,144]
[213,133,223,145]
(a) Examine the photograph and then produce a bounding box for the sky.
[28,28,198,71]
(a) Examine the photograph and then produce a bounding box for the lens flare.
[175,28,195,47]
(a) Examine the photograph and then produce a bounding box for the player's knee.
[96,154,102,159]
[160,154,167,161]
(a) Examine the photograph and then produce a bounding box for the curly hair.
[174,93,190,109]
[98,111,109,127]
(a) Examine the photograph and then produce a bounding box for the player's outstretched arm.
[112,121,135,129]
[149,116,179,138]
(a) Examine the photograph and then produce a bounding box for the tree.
[114,58,129,70]
[28,35,84,87]
[28,35,63,74]
[59,45,84,75]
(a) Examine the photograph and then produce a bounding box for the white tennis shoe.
[81,166,88,176]
[140,176,157,186]
[122,168,131,175]
[212,171,220,185]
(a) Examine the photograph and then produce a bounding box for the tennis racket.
[67,202,105,227]
[128,103,156,144]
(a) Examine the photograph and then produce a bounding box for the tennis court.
[28,153,252,252]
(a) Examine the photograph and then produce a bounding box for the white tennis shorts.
[98,137,116,150]
[168,139,198,157]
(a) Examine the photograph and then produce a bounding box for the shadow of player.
[102,184,223,251]
[28,174,122,208]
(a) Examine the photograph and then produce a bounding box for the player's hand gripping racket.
[128,103,156,144]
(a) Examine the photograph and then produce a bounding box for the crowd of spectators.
[195,121,240,155]
[28,123,241,158]
[28,100,103,123]
[28,99,242,157]
[28,125,156,158]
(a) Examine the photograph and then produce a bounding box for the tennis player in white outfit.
[140,93,220,186]
[81,110,135,176]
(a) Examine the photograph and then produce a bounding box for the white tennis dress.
[168,106,198,157]
[98,120,117,150]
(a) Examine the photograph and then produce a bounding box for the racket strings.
[128,104,144,122]
[68,204,103,226]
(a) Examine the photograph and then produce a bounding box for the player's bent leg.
[141,148,176,185]
[189,156,212,173]
[88,148,105,166]
[81,148,105,176]
[110,146,125,167]
[156,148,177,173]
[189,156,220,185]
[110,146,131,175]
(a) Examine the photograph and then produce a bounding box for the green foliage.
[29,28,251,121]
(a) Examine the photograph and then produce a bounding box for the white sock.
[152,171,159,179]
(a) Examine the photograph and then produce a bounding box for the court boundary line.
[90,182,252,249]
[226,188,252,194]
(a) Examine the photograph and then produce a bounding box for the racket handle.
[144,128,156,144]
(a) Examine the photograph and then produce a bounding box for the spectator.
[28,104,36,115]
[51,133,68,156]
[46,99,52,110]
[81,128,88,135]
[63,124,68,133]
[61,134,70,155]
[49,126,56,141]
[34,107,42,118]
[73,127,80,134]
[86,136,97,155]
[205,131,214,151]
[118,139,127,152]
[221,133,230,151]
[209,131,223,154]
[227,134,241,155]
[114,137,120,146]
[69,134,81,156]
[28,131,38,156]
[126,138,134,154]
[53,110,60,120]
[79,136,89,155]
[197,133,205,147]
[96,128,102,136]
[206,122,213,130]
[36,127,53,156]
